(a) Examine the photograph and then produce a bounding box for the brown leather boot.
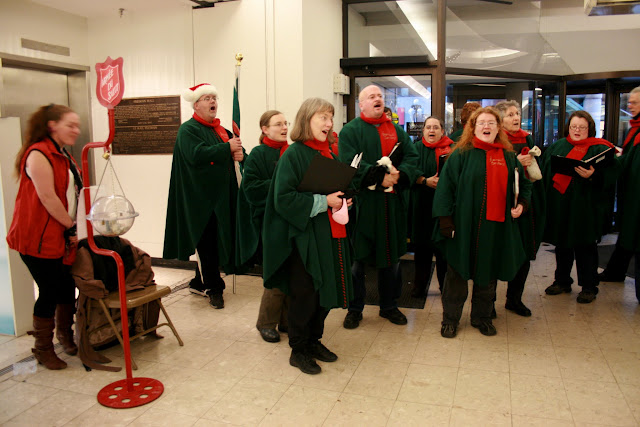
[55,304,78,355]
[28,316,67,370]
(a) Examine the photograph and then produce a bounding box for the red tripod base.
[97,377,164,408]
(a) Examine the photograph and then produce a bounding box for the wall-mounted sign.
[113,96,181,154]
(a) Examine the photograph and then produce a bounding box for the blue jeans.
[349,261,401,312]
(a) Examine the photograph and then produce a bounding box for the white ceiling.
[31,0,195,19]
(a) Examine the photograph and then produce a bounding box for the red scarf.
[263,136,289,157]
[422,135,453,170]
[552,136,614,195]
[473,137,508,222]
[192,113,229,143]
[360,113,397,156]
[623,117,640,151]
[506,129,529,148]
[303,139,346,238]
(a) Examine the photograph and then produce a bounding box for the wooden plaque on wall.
[113,96,181,154]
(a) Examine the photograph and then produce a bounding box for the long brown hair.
[454,107,513,153]
[290,98,335,145]
[14,104,74,178]
[259,110,284,143]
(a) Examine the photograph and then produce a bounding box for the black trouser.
[414,243,447,292]
[20,254,76,318]
[441,264,496,326]
[288,247,328,352]
[196,212,226,295]
[602,237,633,280]
[555,243,599,292]
[349,260,401,312]
[506,260,530,303]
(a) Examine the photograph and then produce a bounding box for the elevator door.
[2,65,70,151]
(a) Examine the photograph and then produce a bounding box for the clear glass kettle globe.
[87,195,139,236]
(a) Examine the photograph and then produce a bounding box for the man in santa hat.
[163,83,244,309]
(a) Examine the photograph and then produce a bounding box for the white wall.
[85,0,343,258]
[0,0,89,66]
[87,5,194,257]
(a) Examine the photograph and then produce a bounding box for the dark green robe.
[511,135,546,260]
[163,118,238,272]
[449,129,463,143]
[338,118,420,267]
[236,144,280,265]
[262,142,353,310]
[540,138,621,248]
[432,147,532,286]
[614,142,640,252]
[410,140,454,245]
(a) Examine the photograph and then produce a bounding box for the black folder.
[550,147,614,178]
[437,154,449,175]
[297,153,358,197]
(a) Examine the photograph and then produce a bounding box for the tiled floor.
[0,241,639,426]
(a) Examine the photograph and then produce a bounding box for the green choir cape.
[236,144,280,265]
[410,139,454,246]
[338,118,420,268]
[262,142,353,310]
[432,147,532,286]
[449,129,463,143]
[163,118,239,273]
[540,138,621,248]
[511,135,546,260]
[613,141,640,252]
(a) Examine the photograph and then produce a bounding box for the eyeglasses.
[569,125,588,131]
[476,121,497,127]
[198,96,217,103]
[269,121,289,128]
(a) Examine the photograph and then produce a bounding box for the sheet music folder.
[296,153,358,197]
[550,147,614,178]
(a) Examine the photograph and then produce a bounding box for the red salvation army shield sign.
[95,57,124,109]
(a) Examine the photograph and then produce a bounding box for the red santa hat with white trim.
[183,83,218,108]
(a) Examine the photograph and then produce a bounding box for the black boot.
[289,349,321,375]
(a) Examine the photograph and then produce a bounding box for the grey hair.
[493,100,521,119]
[631,86,640,95]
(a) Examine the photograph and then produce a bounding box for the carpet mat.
[597,244,635,278]
[363,257,435,309]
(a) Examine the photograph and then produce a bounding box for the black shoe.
[258,328,280,343]
[505,300,532,317]
[470,320,497,336]
[343,311,362,329]
[440,324,457,338]
[597,271,625,283]
[545,283,572,295]
[379,308,408,325]
[208,293,224,309]
[577,290,597,304]
[289,350,321,375]
[277,324,288,333]
[307,341,338,362]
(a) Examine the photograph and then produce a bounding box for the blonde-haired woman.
[433,107,531,338]
[262,98,353,375]
[237,110,291,343]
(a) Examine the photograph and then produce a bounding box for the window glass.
[566,94,605,138]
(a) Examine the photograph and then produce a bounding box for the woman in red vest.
[6,104,82,370]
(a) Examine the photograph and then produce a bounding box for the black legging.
[20,254,75,318]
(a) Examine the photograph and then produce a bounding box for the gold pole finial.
[235,53,243,66]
